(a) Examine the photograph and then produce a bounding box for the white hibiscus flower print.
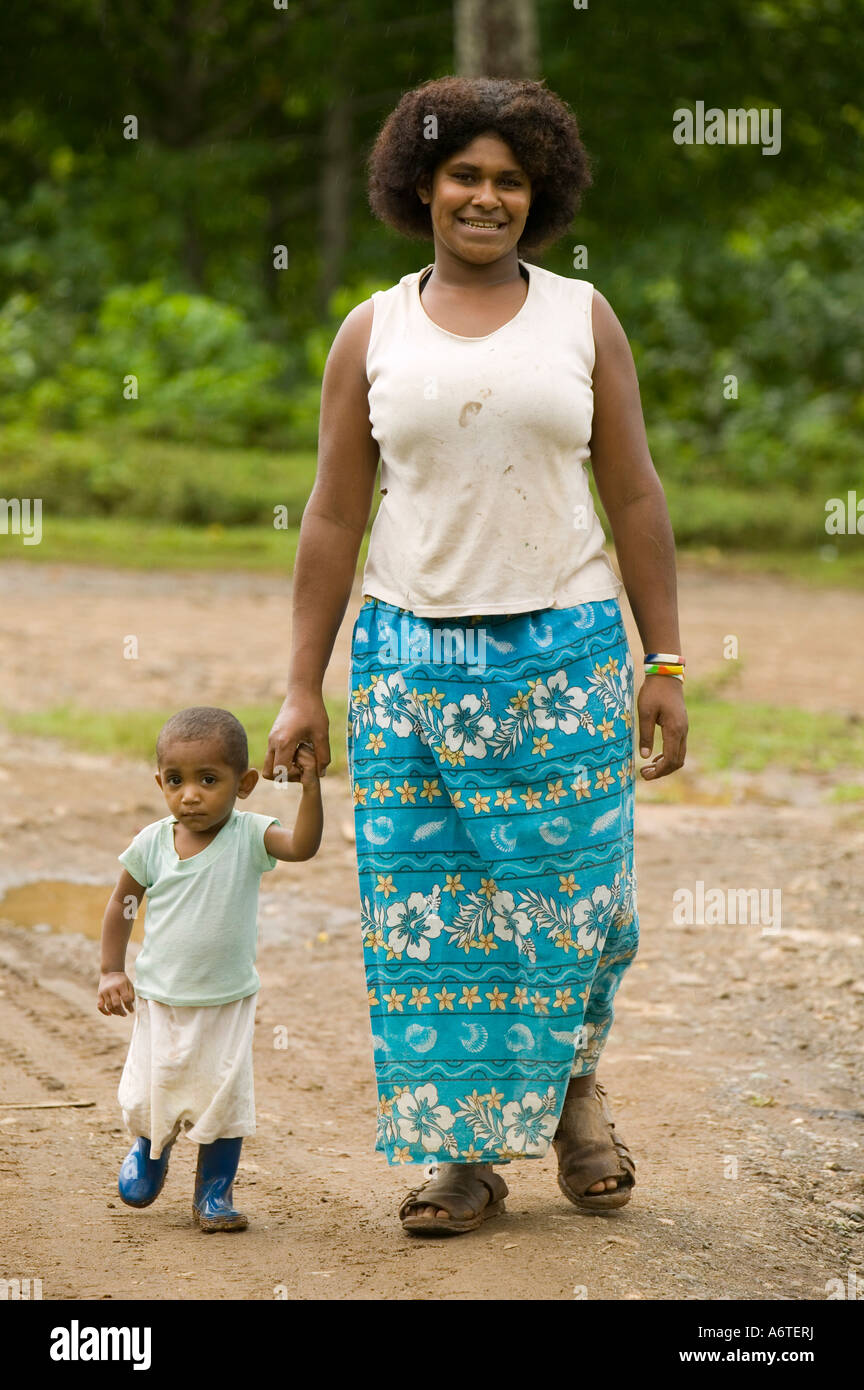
[395,1083,456,1152]
[373,672,415,736]
[571,884,615,952]
[490,890,533,943]
[386,887,443,961]
[501,1088,558,1154]
[532,669,589,734]
[442,692,496,757]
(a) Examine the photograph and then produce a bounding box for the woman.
[264,76,687,1236]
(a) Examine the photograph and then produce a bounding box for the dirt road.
[1,560,862,1300]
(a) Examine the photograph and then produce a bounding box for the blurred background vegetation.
[1,0,862,563]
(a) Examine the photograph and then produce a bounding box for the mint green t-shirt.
[118,809,280,1007]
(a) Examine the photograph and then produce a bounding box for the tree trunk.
[181,175,205,291]
[454,0,539,78]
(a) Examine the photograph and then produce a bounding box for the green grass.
[4,693,863,782]
[682,698,864,773]
[4,515,864,588]
[827,782,864,803]
[1,699,350,776]
[674,544,864,589]
[3,427,864,585]
[0,428,320,526]
[650,663,864,773]
[657,477,852,552]
[0,516,312,571]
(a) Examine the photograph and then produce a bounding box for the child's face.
[155,737,257,831]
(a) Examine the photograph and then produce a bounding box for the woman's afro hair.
[366,75,593,254]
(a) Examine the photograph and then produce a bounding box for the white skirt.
[118,993,257,1159]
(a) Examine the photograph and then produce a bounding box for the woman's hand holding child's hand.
[293,742,320,785]
[263,692,330,783]
[261,740,324,862]
[98,971,136,1017]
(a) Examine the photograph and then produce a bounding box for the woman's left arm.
[588,288,688,781]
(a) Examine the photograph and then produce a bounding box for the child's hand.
[293,742,320,786]
[98,971,136,1017]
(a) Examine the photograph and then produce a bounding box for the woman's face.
[417,132,532,264]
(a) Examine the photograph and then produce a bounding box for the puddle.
[0,881,145,942]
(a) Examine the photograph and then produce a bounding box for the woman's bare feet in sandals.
[565,1073,620,1193]
[399,1162,508,1235]
[553,1073,636,1211]
[409,1164,485,1219]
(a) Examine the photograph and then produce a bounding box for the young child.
[97,705,322,1232]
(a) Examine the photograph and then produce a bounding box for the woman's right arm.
[263,299,378,782]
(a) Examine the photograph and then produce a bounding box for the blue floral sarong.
[347,595,639,1166]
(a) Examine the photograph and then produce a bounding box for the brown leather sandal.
[398,1165,508,1236]
[553,1080,636,1213]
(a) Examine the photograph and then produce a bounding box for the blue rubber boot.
[118,1136,173,1208]
[192,1138,248,1232]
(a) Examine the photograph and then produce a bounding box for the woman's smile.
[457,216,506,231]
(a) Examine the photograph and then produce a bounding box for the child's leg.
[117,994,257,1222]
[118,1131,178,1208]
[115,998,174,1206]
[182,993,257,1146]
[180,995,257,1232]
[117,997,181,1162]
[192,1138,248,1233]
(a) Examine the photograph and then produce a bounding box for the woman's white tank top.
[361,258,623,617]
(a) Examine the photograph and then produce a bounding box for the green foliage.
[606,200,864,495]
[0,423,856,558]
[3,204,861,486]
[0,281,306,446]
[287,276,393,443]
[0,273,394,449]
[1,1,862,488]
[0,428,318,524]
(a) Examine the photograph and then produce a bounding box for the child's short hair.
[156,707,249,775]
